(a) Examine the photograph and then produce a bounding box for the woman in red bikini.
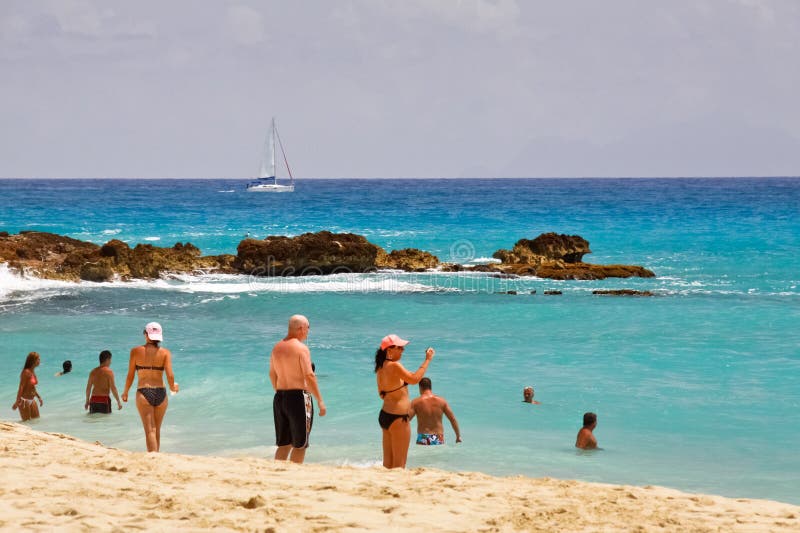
[12,352,43,421]
[122,322,179,452]
[374,334,434,469]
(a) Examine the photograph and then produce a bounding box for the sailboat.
[246,118,295,192]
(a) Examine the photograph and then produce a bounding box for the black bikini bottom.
[378,409,408,430]
[138,387,167,407]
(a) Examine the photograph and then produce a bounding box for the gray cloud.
[1,0,798,178]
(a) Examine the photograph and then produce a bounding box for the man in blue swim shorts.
[409,378,461,445]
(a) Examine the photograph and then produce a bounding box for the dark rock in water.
[0,230,656,284]
[439,262,464,272]
[498,290,518,295]
[126,242,203,279]
[544,290,562,295]
[523,233,590,263]
[80,262,115,282]
[469,264,504,273]
[236,231,381,276]
[0,231,100,280]
[376,248,439,271]
[487,232,654,280]
[592,289,654,296]
[493,232,591,264]
[490,272,519,279]
[0,231,234,281]
[533,263,655,280]
[100,239,131,263]
[530,290,537,295]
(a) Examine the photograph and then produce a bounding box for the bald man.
[269,314,326,464]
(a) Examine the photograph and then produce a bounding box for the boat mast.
[275,126,294,185]
[270,117,277,184]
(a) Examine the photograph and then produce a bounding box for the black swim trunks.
[273,389,313,449]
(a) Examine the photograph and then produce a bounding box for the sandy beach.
[1,421,798,532]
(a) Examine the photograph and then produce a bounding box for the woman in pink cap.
[374,334,434,468]
[122,322,179,452]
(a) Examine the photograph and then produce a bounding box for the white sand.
[1,421,798,532]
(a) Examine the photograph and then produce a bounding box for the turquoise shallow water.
[1,178,799,503]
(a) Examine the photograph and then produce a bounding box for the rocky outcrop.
[376,248,439,271]
[490,233,654,280]
[505,263,655,280]
[0,230,655,282]
[0,231,235,282]
[493,233,591,265]
[235,231,381,276]
[0,231,100,281]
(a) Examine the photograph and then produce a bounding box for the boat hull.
[246,184,295,192]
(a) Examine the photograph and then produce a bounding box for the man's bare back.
[85,351,122,412]
[409,378,461,444]
[575,412,598,449]
[270,338,312,390]
[87,366,114,395]
[411,394,448,434]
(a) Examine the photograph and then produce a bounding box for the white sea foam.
[102,229,122,235]
[0,263,78,303]
[164,272,443,294]
[144,236,161,241]
[468,256,502,264]
[0,265,447,299]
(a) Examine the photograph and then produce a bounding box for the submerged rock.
[592,289,655,296]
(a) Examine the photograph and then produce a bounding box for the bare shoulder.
[292,338,310,354]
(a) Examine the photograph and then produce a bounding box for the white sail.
[247,117,294,192]
[258,119,276,179]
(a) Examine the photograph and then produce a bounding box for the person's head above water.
[523,386,534,403]
[62,360,72,374]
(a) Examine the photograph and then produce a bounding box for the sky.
[1,0,799,179]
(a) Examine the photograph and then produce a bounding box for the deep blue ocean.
[1,178,798,504]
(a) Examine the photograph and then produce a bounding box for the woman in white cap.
[374,334,434,468]
[122,322,179,452]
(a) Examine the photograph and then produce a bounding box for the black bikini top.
[135,364,164,372]
[379,382,408,398]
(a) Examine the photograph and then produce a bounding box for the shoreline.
[2,421,798,532]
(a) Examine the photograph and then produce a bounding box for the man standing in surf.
[269,314,326,464]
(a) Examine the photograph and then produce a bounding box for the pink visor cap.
[380,334,409,351]
[144,322,163,342]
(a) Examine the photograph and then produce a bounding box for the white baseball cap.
[144,322,163,342]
